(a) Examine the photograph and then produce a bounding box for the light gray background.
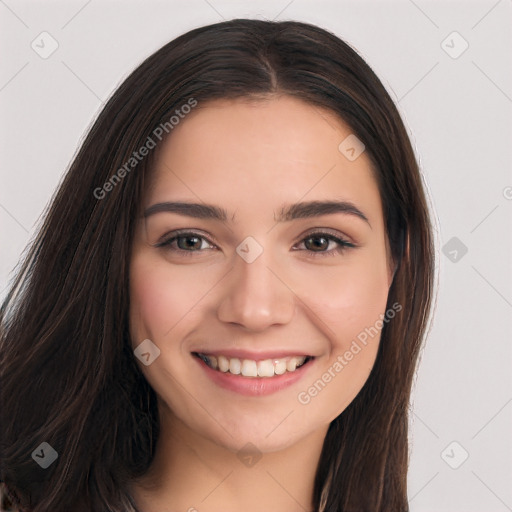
[1,1,511,510]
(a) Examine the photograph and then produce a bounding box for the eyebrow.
[144,200,370,227]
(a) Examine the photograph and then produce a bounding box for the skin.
[129,95,394,512]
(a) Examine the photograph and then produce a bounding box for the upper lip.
[192,349,313,361]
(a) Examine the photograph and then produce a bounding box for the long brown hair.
[0,19,434,511]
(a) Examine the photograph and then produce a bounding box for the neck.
[131,408,328,512]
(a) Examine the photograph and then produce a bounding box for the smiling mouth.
[192,353,313,378]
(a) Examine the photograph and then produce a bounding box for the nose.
[216,250,295,331]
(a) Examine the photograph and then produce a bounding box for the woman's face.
[130,95,394,454]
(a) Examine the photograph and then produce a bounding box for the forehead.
[146,96,382,224]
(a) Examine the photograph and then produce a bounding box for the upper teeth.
[198,354,308,377]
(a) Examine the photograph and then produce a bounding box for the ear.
[387,258,395,288]
[387,231,408,288]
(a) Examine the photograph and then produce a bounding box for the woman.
[0,19,434,512]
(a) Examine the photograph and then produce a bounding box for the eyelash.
[155,229,355,257]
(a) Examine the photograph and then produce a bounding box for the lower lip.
[194,356,313,396]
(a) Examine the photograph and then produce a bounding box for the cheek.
[129,252,212,344]
[325,267,389,343]
[289,248,390,415]
[294,251,390,347]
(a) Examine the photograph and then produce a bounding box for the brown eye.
[156,231,216,253]
[293,231,355,256]
[176,235,204,250]
[304,236,330,251]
